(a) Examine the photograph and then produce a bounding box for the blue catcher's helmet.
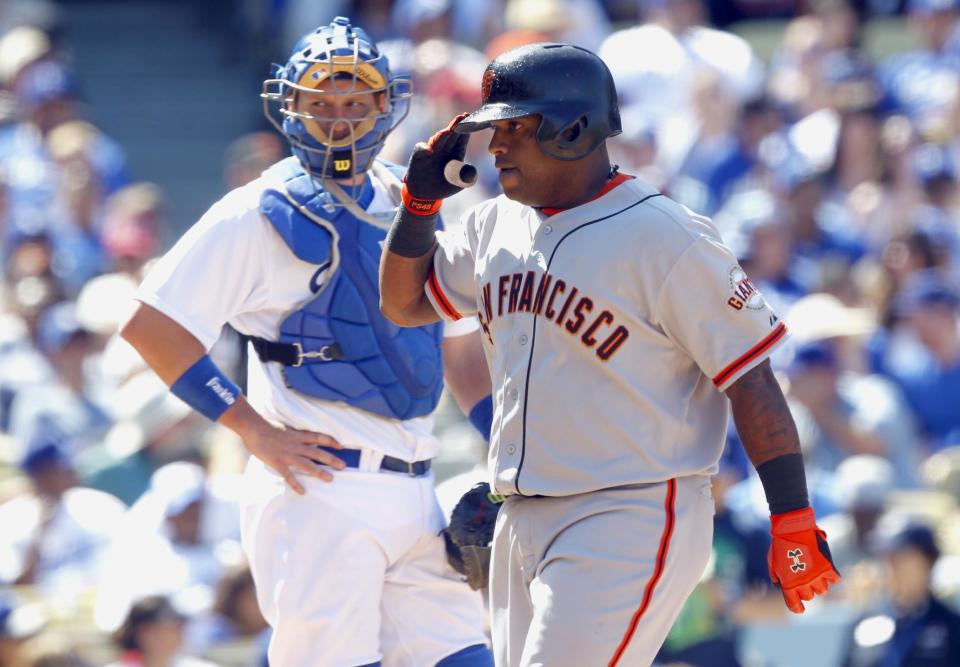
[262,17,412,180]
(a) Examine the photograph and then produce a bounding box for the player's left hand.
[405,113,478,203]
[444,482,503,590]
[768,507,841,613]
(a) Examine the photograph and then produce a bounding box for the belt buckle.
[292,342,334,368]
[406,461,416,476]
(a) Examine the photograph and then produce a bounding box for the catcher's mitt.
[443,482,505,590]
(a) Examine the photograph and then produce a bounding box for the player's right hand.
[768,507,841,613]
[404,113,478,203]
[241,421,346,495]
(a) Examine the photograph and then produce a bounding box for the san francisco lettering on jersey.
[477,270,629,361]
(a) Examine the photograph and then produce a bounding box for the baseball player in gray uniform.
[379,43,841,666]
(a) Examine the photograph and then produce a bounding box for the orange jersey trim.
[712,322,788,388]
[609,478,677,667]
[426,265,462,321]
[539,173,634,217]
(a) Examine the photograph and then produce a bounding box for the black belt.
[317,446,431,477]
[250,336,342,368]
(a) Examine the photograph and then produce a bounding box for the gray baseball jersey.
[425,174,788,665]
[426,174,787,498]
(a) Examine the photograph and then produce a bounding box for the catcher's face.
[291,77,385,146]
[487,115,599,208]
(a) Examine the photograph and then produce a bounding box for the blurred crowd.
[1,0,960,665]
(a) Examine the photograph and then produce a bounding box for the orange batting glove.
[768,507,841,613]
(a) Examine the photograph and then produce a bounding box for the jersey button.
[519,334,529,345]
[509,388,519,400]
[506,444,516,454]
[544,225,553,234]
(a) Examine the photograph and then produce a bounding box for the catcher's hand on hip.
[241,421,345,495]
[768,507,841,613]
[405,113,478,202]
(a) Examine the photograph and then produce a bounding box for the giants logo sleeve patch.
[726,267,767,311]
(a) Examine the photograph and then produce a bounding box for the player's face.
[487,115,588,207]
[292,77,383,144]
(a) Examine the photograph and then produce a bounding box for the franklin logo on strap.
[787,548,806,573]
[205,377,237,405]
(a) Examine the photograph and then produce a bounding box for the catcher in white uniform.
[120,17,495,667]
[380,43,841,666]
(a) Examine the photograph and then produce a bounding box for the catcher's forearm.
[119,301,207,385]
[727,361,808,514]
[121,301,253,428]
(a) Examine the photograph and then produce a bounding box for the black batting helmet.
[454,43,621,160]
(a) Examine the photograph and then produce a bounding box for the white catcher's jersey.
[137,166,477,463]
[427,175,788,496]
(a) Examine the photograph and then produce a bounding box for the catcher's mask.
[262,16,412,186]
[454,42,621,160]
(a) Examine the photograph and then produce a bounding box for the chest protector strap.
[256,157,444,421]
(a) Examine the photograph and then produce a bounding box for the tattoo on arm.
[726,360,801,467]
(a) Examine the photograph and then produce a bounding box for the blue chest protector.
[259,157,444,421]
